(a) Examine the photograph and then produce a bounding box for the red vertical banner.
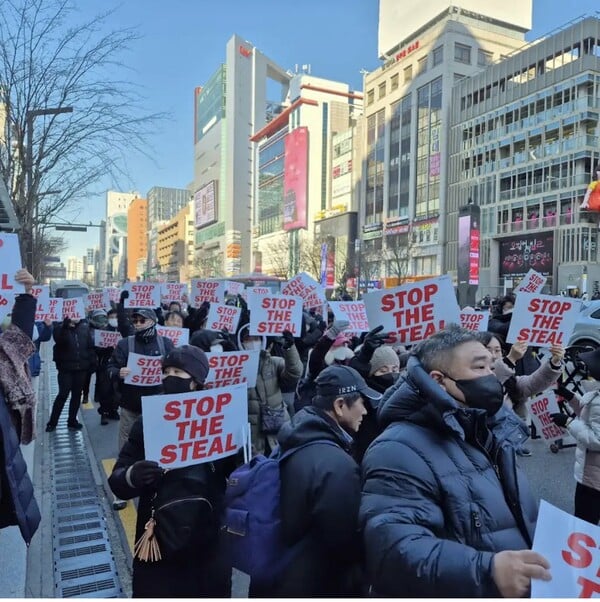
[326,248,336,289]
[283,127,308,231]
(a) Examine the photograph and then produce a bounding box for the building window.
[433,45,443,66]
[478,49,493,67]
[404,65,413,83]
[418,56,428,74]
[378,81,386,100]
[367,88,375,105]
[390,73,399,91]
[454,42,471,65]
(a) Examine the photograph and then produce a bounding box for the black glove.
[129,460,164,489]
[550,412,571,428]
[554,385,575,401]
[363,325,390,353]
[281,330,295,350]
[220,328,237,350]
[119,290,129,303]
[237,294,248,312]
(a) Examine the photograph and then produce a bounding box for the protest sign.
[45,298,63,322]
[363,275,461,344]
[514,268,547,294]
[156,325,189,347]
[281,273,325,310]
[506,292,581,347]
[103,287,121,304]
[222,281,245,296]
[161,282,188,303]
[124,352,163,386]
[526,390,565,442]
[62,298,86,320]
[328,301,370,333]
[205,350,260,388]
[459,310,489,332]
[94,330,122,349]
[141,383,248,469]
[206,303,241,333]
[191,279,225,306]
[32,285,50,321]
[123,282,161,309]
[249,294,303,336]
[0,233,25,296]
[85,291,111,312]
[532,500,600,598]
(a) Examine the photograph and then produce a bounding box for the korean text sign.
[156,325,189,347]
[141,383,248,469]
[532,500,600,598]
[526,390,565,442]
[514,268,547,294]
[206,303,241,332]
[62,298,85,320]
[94,330,122,349]
[204,350,260,388]
[124,353,163,386]
[328,301,370,333]
[123,282,160,309]
[249,294,302,336]
[363,276,461,344]
[460,310,489,332]
[191,279,225,306]
[506,293,581,347]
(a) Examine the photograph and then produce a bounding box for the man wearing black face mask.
[360,325,551,598]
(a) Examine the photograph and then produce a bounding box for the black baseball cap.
[315,365,382,401]
[131,308,158,323]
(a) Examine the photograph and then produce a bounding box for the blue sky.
[64,0,600,260]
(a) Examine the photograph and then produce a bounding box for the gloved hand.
[363,325,390,353]
[220,328,237,350]
[550,412,572,428]
[119,289,129,303]
[325,320,350,340]
[237,294,248,312]
[128,460,164,489]
[554,385,575,401]
[281,330,295,350]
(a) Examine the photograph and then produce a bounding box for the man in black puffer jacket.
[360,325,552,598]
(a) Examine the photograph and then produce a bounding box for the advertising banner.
[363,275,460,344]
[328,301,370,333]
[161,283,188,303]
[194,180,218,229]
[62,298,86,320]
[506,293,581,347]
[204,350,260,388]
[156,325,190,347]
[123,282,161,309]
[124,353,163,386]
[457,205,480,286]
[94,330,122,349]
[459,310,489,332]
[206,303,241,333]
[499,232,553,278]
[283,127,308,231]
[191,279,225,306]
[85,291,111,312]
[526,390,565,442]
[249,294,303,336]
[141,383,248,469]
[514,268,547,294]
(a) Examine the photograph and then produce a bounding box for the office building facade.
[127,197,148,281]
[104,191,139,286]
[156,201,195,283]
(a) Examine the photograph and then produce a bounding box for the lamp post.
[26,106,73,277]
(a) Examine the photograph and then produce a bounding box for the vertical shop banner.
[499,233,554,278]
[531,500,600,598]
[526,390,565,442]
[364,275,461,345]
[281,272,325,311]
[325,247,336,289]
[123,282,161,309]
[328,301,370,333]
[514,268,547,294]
[94,330,122,349]
[206,303,241,333]
[506,293,581,347]
[161,283,188,303]
[103,287,121,304]
[32,285,51,321]
[191,279,225,306]
[459,310,489,332]
[85,291,111,312]
[282,127,308,231]
[156,325,190,347]
[204,350,260,388]
[249,294,303,336]
[141,383,248,469]
[63,298,86,320]
[124,353,163,386]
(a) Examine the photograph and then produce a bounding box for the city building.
[156,201,195,283]
[360,0,531,287]
[66,256,84,280]
[127,197,148,281]
[447,16,600,296]
[193,34,290,277]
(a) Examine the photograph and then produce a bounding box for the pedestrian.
[360,325,551,597]
[27,317,53,398]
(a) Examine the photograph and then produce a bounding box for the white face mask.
[244,340,262,351]
[108,318,118,328]
[210,344,224,353]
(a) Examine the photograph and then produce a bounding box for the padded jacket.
[52,321,96,372]
[360,355,538,598]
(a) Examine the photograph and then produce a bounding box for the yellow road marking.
[101,458,136,553]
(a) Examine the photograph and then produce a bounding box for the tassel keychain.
[134,511,162,562]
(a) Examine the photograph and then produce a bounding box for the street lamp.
[26,106,73,277]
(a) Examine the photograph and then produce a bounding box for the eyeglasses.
[131,317,149,325]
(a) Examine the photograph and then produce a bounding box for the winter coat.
[566,389,600,491]
[107,334,174,414]
[108,417,231,598]
[360,355,538,597]
[248,346,302,455]
[28,321,52,378]
[255,406,362,597]
[493,357,561,405]
[52,321,96,372]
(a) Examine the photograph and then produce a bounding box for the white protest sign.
[249,294,303,336]
[45,298,63,322]
[0,233,25,296]
[103,287,121,304]
[514,268,547,294]
[328,301,370,333]
[161,282,188,303]
[532,500,600,598]
[62,298,86,320]
[244,287,270,308]
[526,390,565,442]
[85,291,111,311]
[124,352,163,386]
[506,293,581,348]
[32,285,51,321]
[156,325,189,347]
[205,350,260,388]
[281,272,325,310]
[94,330,122,348]
[191,279,225,306]
[206,303,241,333]
[141,383,248,469]
[460,310,490,332]
[123,282,161,309]
[363,275,461,345]
[222,281,245,296]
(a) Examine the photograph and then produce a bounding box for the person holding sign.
[361,325,551,597]
[108,345,232,597]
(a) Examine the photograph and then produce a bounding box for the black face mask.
[444,373,504,416]
[370,372,400,393]
[163,376,193,395]
[135,323,157,343]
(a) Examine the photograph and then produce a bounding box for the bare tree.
[0,0,165,277]
[385,230,414,285]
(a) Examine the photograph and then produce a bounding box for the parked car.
[568,300,600,349]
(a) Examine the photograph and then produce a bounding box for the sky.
[62,0,600,261]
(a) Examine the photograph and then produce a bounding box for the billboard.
[499,232,554,278]
[283,127,308,231]
[194,181,218,229]
[457,205,480,287]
